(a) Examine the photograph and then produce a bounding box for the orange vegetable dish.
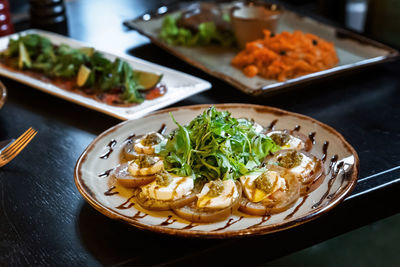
[231,30,339,81]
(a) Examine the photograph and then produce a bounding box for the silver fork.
[0,127,37,167]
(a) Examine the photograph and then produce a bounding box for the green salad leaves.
[159,15,235,47]
[160,107,280,181]
[1,34,144,103]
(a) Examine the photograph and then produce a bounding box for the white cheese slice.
[141,176,194,201]
[134,132,164,155]
[197,180,239,209]
[267,131,304,150]
[127,157,163,176]
[290,154,315,180]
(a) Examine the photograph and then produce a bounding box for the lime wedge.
[136,70,163,90]
[18,42,31,69]
[77,65,92,87]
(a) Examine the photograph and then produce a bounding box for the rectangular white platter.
[124,1,399,95]
[0,29,211,120]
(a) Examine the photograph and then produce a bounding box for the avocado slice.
[135,70,163,90]
[18,42,31,69]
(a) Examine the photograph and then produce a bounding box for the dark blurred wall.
[10,0,29,12]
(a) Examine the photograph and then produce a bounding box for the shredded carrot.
[232,30,339,81]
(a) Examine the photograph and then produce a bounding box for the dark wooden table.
[1,0,399,265]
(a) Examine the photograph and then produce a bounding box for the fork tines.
[0,127,37,166]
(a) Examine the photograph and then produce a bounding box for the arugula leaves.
[1,34,144,103]
[159,15,235,47]
[161,107,280,181]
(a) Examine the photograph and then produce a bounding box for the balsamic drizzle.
[246,215,271,229]
[328,155,339,175]
[267,119,278,131]
[125,133,136,142]
[308,132,316,144]
[212,216,243,231]
[312,161,344,208]
[284,196,309,220]
[98,168,113,178]
[327,163,354,200]
[100,139,117,159]
[159,215,177,226]
[132,211,147,220]
[157,123,167,134]
[321,141,329,162]
[104,186,118,196]
[293,125,301,131]
[116,195,135,209]
[181,222,198,230]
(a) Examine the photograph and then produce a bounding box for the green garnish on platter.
[160,106,280,181]
[159,15,235,47]
[1,34,162,103]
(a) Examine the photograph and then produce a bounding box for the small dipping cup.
[231,3,282,48]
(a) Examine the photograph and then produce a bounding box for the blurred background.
[7,0,400,49]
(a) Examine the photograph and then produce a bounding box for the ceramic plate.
[0,29,211,120]
[75,104,359,238]
[124,1,399,95]
[0,80,6,109]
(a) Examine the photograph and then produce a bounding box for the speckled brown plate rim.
[0,80,7,109]
[123,2,399,96]
[74,103,359,238]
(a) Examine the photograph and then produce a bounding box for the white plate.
[0,29,211,120]
[75,104,359,238]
